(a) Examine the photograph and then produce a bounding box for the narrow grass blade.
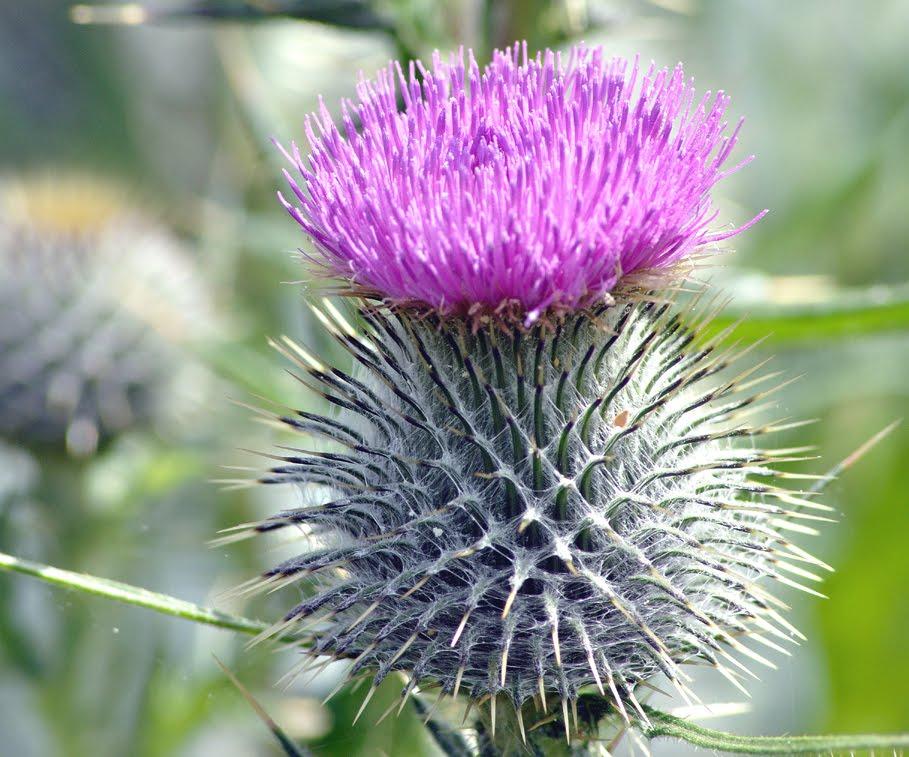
[214,656,311,757]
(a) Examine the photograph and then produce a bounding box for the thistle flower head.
[0,173,212,455]
[280,43,764,323]
[241,43,823,747]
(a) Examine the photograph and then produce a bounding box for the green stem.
[0,550,295,644]
[0,552,459,757]
[642,706,909,755]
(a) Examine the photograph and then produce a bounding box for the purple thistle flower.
[279,42,765,323]
[244,42,830,748]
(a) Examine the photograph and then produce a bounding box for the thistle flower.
[237,43,826,747]
[0,174,211,456]
[279,44,765,323]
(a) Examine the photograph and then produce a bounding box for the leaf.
[709,277,909,345]
[641,705,909,755]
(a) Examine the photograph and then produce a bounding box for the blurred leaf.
[710,277,909,344]
[71,1,391,30]
[192,334,288,399]
[410,695,472,757]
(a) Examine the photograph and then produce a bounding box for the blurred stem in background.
[70,1,394,29]
[70,0,420,59]
[70,0,604,62]
[482,0,588,56]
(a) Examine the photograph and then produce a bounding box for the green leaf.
[641,705,909,755]
[710,278,909,345]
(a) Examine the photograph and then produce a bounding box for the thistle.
[236,44,829,750]
[0,174,211,456]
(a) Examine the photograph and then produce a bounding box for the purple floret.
[279,42,765,322]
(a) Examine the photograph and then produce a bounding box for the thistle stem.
[0,550,298,644]
[0,551,463,757]
[641,706,909,754]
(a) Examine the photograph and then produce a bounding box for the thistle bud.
[0,174,211,456]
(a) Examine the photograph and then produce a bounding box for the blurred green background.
[0,1,907,755]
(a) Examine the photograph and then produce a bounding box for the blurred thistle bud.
[232,44,828,748]
[0,174,213,456]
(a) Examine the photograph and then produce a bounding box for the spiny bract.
[236,295,830,728]
[0,174,212,455]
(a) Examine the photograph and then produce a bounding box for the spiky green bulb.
[237,296,829,738]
